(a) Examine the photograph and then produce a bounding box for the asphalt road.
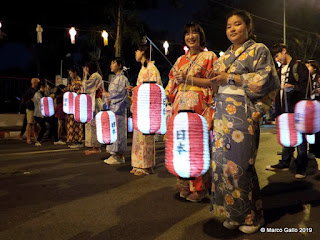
[0,126,319,240]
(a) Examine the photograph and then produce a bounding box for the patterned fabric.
[83,72,104,148]
[107,72,130,154]
[66,77,83,143]
[211,40,280,225]
[131,61,162,169]
[165,51,217,193]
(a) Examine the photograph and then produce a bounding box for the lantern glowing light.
[41,97,55,117]
[102,30,108,46]
[165,111,210,178]
[63,92,77,114]
[36,24,43,43]
[294,100,320,134]
[132,82,166,135]
[74,94,93,123]
[163,41,169,55]
[183,46,189,55]
[96,111,118,144]
[69,27,77,44]
[276,113,303,147]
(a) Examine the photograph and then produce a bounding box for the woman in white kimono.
[104,57,130,164]
[83,60,104,155]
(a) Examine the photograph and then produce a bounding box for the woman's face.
[184,28,200,50]
[110,60,121,73]
[68,70,75,79]
[226,15,250,45]
[135,50,144,62]
[306,63,316,75]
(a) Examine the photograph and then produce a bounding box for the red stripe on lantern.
[43,97,50,117]
[288,113,298,146]
[132,87,138,131]
[69,92,75,114]
[101,111,111,143]
[188,113,204,177]
[165,116,179,177]
[149,83,161,133]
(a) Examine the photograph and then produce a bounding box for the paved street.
[0,126,319,240]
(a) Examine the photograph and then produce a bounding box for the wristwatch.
[227,74,235,85]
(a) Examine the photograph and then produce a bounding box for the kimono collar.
[229,39,256,55]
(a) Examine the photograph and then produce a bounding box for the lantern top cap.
[142,81,157,84]
[178,110,195,113]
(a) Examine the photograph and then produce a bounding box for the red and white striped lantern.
[165,111,210,178]
[63,92,77,114]
[95,111,118,144]
[294,100,320,134]
[74,94,93,123]
[306,134,315,144]
[41,97,55,117]
[276,113,303,147]
[132,82,166,134]
[127,116,133,133]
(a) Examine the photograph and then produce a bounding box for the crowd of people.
[16,9,320,235]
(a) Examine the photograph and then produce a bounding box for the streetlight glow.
[69,27,77,44]
[163,41,169,55]
[102,30,108,46]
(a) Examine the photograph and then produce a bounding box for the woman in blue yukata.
[191,10,280,234]
[104,57,130,165]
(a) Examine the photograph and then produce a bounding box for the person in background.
[165,23,217,202]
[266,44,309,179]
[82,60,104,155]
[127,40,162,176]
[18,78,39,142]
[305,60,320,158]
[66,66,84,148]
[206,10,279,233]
[34,81,65,146]
[104,57,130,165]
[53,84,66,142]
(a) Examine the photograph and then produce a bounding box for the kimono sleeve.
[166,57,181,98]
[240,44,280,115]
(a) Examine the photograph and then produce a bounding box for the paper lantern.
[102,30,108,46]
[276,113,303,147]
[69,27,77,44]
[132,82,166,135]
[306,134,315,144]
[127,116,133,133]
[40,97,54,117]
[36,24,43,44]
[74,94,93,123]
[95,111,118,144]
[294,100,320,134]
[165,111,210,178]
[63,92,77,114]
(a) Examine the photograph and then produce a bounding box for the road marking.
[0,148,79,156]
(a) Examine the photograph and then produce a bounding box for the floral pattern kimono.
[83,72,104,148]
[131,62,162,169]
[211,39,279,226]
[66,76,83,143]
[165,50,217,193]
[107,72,130,155]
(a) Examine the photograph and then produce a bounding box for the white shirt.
[280,64,289,104]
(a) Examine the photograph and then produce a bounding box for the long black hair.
[137,38,151,67]
[226,10,256,41]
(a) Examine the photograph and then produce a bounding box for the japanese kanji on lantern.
[41,97,55,117]
[132,82,166,135]
[63,92,77,114]
[294,100,320,134]
[165,111,210,178]
[95,111,118,144]
[276,113,303,147]
[74,94,93,123]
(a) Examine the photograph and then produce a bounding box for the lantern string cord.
[305,73,312,99]
[186,57,210,72]
[145,36,178,73]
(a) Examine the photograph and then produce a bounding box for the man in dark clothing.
[266,44,309,179]
[18,78,39,140]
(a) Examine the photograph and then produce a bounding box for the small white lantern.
[69,27,77,44]
[41,97,55,117]
[36,24,43,43]
[63,92,77,114]
[102,30,108,46]
[163,41,169,55]
[96,111,118,144]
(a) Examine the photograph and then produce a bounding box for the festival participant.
[128,39,162,176]
[165,23,217,202]
[207,10,279,233]
[104,57,130,164]
[66,66,84,148]
[82,60,104,155]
